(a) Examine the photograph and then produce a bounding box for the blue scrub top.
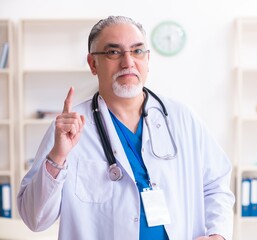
[110,111,169,240]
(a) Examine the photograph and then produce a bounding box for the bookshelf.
[0,19,14,219]
[18,18,99,183]
[234,17,257,240]
[12,18,100,238]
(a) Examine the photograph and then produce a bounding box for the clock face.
[151,21,186,56]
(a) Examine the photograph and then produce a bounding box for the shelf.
[237,165,257,172]
[6,18,102,226]
[0,69,10,74]
[0,119,11,125]
[236,116,257,122]
[236,17,257,25]
[236,18,257,69]
[19,19,98,70]
[235,66,257,72]
[23,119,54,125]
[0,170,12,176]
[21,71,97,119]
[20,18,99,23]
[22,67,91,73]
[238,217,257,223]
[18,18,99,183]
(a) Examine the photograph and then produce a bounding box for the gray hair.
[88,16,146,53]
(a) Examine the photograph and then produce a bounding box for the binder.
[250,178,257,216]
[0,183,12,218]
[0,42,9,69]
[241,178,251,217]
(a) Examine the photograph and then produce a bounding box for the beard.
[112,69,143,98]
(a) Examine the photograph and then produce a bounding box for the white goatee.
[112,69,142,98]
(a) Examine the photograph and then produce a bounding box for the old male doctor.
[17,16,235,240]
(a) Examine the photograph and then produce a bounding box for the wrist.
[48,150,66,166]
[46,154,67,170]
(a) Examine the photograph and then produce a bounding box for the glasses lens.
[106,51,121,60]
[93,49,149,60]
[131,49,148,59]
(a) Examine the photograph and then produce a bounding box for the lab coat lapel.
[97,96,136,181]
[142,93,176,160]
[141,95,158,146]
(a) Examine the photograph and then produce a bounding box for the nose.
[120,51,135,68]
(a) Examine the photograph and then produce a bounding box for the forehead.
[96,23,147,49]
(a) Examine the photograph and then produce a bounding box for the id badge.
[141,187,171,227]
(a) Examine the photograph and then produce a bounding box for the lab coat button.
[156,123,161,128]
[134,217,139,222]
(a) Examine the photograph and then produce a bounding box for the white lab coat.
[17,93,235,240]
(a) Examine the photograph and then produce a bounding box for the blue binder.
[0,183,12,218]
[250,178,257,216]
[241,178,251,217]
[0,42,9,69]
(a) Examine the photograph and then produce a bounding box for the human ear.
[87,54,97,75]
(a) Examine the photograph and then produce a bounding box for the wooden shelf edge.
[236,165,257,172]
[22,68,91,73]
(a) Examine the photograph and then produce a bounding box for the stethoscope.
[92,87,178,181]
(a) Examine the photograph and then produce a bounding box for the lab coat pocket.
[75,158,113,203]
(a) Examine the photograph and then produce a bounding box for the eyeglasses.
[91,49,150,60]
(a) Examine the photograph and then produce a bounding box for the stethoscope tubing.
[143,87,168,117]
[92,88,177,181]
[92,93,116,166]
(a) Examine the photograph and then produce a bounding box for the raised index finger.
[62,87,74,113]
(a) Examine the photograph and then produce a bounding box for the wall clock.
[151,21,186,56]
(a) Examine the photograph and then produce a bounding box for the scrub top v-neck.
[109,111,169,240]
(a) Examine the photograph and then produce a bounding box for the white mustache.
[112,69,140,81]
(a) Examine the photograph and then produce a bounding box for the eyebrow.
[103,42,145,50]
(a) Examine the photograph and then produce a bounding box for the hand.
[195,234,224,240]
[48,87,85,164]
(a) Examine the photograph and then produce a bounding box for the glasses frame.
[90,49,150,60]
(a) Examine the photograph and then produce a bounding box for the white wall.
[1,0,257,161]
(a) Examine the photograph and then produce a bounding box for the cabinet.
[234,17,257,240]
[18,19,99,179]
[0,20,14,219]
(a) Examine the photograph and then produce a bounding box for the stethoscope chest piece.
[109,164,123,181]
